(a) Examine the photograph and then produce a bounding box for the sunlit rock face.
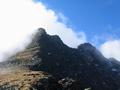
[0,28,120,90]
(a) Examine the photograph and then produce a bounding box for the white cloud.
[0,0,86,61]
[100,40,120,61]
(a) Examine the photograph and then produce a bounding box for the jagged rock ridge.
[0,28,120,90]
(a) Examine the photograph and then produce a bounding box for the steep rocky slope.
[0,28,120,90]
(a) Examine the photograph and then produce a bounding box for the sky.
[0,0,120,61]
[38,0,120,45]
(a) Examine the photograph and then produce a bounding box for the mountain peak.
[77,43,95,51]
[37,28,47,36]
[27,28,65,49]
[33,28,47,40]
[27,28,47,48]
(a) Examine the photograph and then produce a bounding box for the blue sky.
[38,0,120,46]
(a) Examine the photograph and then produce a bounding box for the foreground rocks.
[0,69,85,90]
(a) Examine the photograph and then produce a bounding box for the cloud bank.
[100,40,120,60]
[0,0,86,61]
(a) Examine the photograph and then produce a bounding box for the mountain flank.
[0,28,120,90]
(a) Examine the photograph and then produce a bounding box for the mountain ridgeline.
[0,28,120,90]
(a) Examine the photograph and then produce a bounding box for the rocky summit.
[0,28,120,90]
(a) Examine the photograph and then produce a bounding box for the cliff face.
[0,28,120,90]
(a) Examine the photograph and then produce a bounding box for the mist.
[0,0,86,62]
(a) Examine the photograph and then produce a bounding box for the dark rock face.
[1,28,120,90]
